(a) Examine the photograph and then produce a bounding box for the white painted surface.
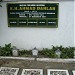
[0,1,74,49]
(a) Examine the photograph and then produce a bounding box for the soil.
[0,59,75,75]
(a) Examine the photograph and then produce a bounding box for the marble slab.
[47,69,69,75]
[21,69,43,75]
[0,67,19,75]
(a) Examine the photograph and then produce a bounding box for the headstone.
[21,69,43,75]
[12,46,18,56]
[0,67,19,75]
[55,49,61,58]
[47,69,69,75]
[32,47,38,57]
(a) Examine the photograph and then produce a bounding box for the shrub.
[0,43,12,56]
[39,46,75,58]
[0,44,74,58]
[19,50,32,57]
[39,48,56,58]
[60,47,74,58]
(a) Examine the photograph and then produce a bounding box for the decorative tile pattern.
[21,69,43,75]
[47,69,69,75]
[0,67,19,75]
[72,70,75,75]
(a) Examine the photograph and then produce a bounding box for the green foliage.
[39,46,75,58]
[0,43,74,58]
[0,43,12,56]
[60,47,74,58]
[19,50,32,57]
[51,45,64,52]
[40,48,56,58]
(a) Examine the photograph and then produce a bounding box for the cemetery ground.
[0,58,75,75]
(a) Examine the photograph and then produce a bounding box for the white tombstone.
[32,47,38,57]
[55,49,61,58]
[12,46,18,56]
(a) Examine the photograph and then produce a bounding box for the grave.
[72,70,75,75]
[21,69,43,75]
[47,69,69,75]
[0,67,19,75]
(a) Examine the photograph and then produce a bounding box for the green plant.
[51,46,75,58]
[39,48,56,58]
[0,44,74,58]
[19,50,32,57]
[0,46,2,56]
[51,45,64,52]
[39,46,75,58]
[0,43,12,56]
[60,47,74,58]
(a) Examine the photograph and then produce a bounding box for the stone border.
[0,56,75,62]
[0,56,35,60]
[21,69,43,75]
[47,69,69,75]
[37,58,75,63]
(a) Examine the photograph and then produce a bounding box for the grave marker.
[47,69,69,75]
[21,69,43,75]
[0,67,19,75]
